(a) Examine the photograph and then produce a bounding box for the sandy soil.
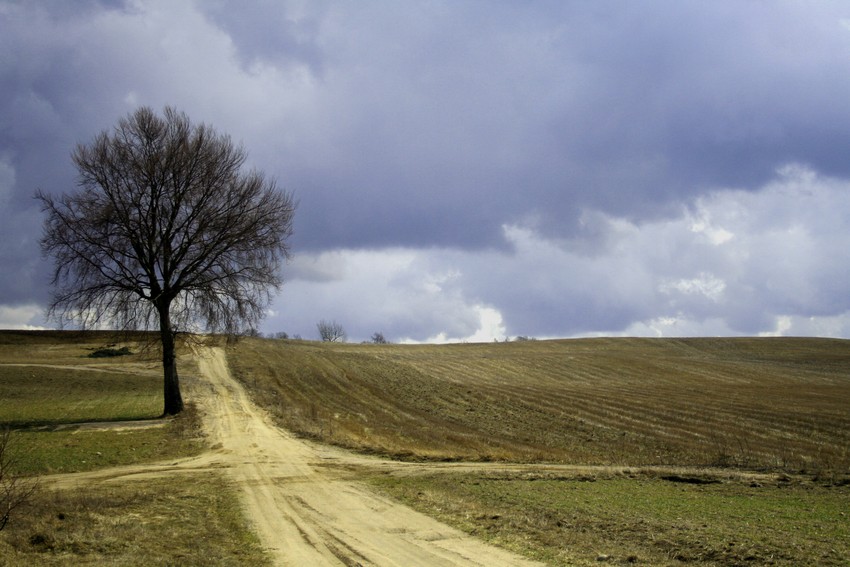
[189,346,542,566]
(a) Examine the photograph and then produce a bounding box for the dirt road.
[190,346,540,566]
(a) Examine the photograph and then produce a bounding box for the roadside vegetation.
[230,336,850,566]
[0,330,267,565]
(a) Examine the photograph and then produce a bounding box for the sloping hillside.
[229,337,850,473]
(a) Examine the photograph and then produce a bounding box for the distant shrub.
[88,346,132,358]
[371,332,388,344]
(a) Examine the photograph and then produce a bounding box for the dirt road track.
[46,347,541,564]
[190,346,541,566]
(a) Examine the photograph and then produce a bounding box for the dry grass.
[0,474,268,566]
[0,330,161,366]
[228,336,850,474]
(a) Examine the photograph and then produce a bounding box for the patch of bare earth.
[186,347,541,565]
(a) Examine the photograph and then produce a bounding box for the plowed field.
[229,337,850,473]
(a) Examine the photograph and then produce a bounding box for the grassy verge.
[368,470,850,566]
[0,473,269,566]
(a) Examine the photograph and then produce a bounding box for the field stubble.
[229,336,850,475]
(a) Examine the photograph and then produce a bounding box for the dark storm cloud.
[2,0,850,337]
[199,0,327,75]
[261,1,850,251]
[0,0,142,310]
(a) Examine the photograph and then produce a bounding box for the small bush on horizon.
[371,332,388,344]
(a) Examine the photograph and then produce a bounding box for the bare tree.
[37,106,295,415]
[317,320,347,342]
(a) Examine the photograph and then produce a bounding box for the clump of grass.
[0,429,39,533]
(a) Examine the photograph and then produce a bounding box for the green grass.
[6,413,200,476]
[0,331,266,565]
[369,470,850,566]
[0,330,203,474]
[0,366,161,426]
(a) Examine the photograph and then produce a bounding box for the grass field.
[0,473,268,566]
[0,365,160,426]
[229,336,850,566]
[2,331,848,565]
[0,330,267,565]
[0,331,197,475]
[367,470,849,566]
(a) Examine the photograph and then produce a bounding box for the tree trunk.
[158,302,184,415]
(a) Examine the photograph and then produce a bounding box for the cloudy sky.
[3,0,850,342]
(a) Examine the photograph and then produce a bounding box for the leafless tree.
[37,106,295,415]
[317,320,347,342]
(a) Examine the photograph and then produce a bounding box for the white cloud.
[689,208,734,245]
[270,248,484,342]
[412,306,507,344]
[659,273,726,302]
[0,304,46,330]
[266,164,850,341]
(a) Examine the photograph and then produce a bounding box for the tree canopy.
[38,106,295,414]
